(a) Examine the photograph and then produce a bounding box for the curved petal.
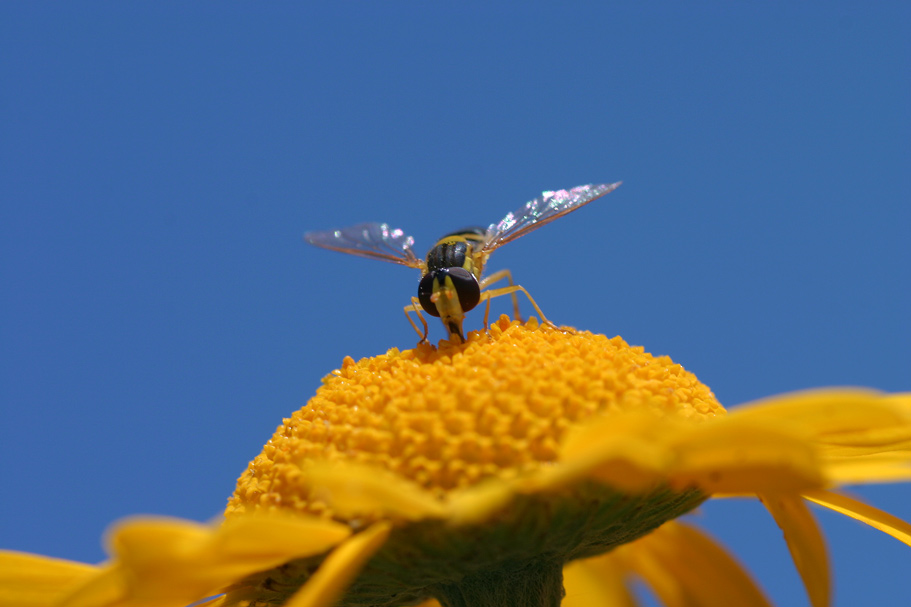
[212,513,352,562]
[811,392,911,484]
[555,410,828,496]
[728,389,890,430]
[563,554,638,607]
[0,551,99,607]
[667,419,824,494]
[731,390,911,463]
[284,522,392,607]
[621,543,685,607]
[560,412,670,464]
[98,513,351,604]
[551,412,677,492]
[446,480,516,525]
[620,522,772,607]
[301,463,448,520]
[803,489,911,547]
[823,459,911,484]
[760,494,830,607]
[56,565,127,607]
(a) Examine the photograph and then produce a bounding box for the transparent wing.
[481,182,622,253]
[304,222,424,268]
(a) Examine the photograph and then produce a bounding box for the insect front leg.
[479,284,556,330]
[483,293,492,331]
[405,297,430,343]
[478,268,522,322]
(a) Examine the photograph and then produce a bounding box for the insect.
[304,182,621,343]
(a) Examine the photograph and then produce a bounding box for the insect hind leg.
[479,284,554,330]
[478,268,522,322]
[404,297,430,343]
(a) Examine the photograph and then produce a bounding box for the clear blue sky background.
[1,4,909,606]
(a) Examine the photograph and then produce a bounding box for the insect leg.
[483,290,492,331]
[404,297,429,343]
[478,268,522,322]
[478,284,555,329]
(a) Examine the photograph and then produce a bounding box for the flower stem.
[432,558,564,607]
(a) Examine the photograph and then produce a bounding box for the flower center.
[228,317,722,520]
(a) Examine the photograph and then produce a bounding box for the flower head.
[229,315,721,515]
[2,317,910,607]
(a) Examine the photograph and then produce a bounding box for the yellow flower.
[2,317,910,607]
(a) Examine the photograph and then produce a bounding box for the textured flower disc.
[225,318,724,607]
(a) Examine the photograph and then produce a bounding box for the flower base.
[226,483,706,606]
[431,557,564,607]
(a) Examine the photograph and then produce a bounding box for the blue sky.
[1,3,909,606]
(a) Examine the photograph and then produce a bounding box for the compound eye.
[418,273,440,317]
[446,267,481,312]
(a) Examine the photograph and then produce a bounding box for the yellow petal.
[819,426,911,452]
[58,564,139,607]
[668,420,824,494]
[732,390,911,454]
[446,480,516,525]
[560,411,670,462]
[760,493,830,607]
[0,551,99,607]
[559,408,834,496]
[822,458,911,484]
[553,412,672,492]
[563,553,637,607]
[620,522,772,607]
[283,522,392,607]
[803,489,911,547]
[620,541,685,607]
[729,389,892,432]
[103,514,350,603]
[808,391,911,483]
[301,463,448,521]
[540,442,670,494]
[213,514,352,563]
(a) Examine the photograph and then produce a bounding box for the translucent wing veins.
[304,222,423,268]
[304,182,621,269]
[482,182,622,253]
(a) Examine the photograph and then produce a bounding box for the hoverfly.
[304,182,621,343]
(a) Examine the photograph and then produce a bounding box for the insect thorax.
[425,228,486,276]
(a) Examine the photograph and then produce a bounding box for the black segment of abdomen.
[426,240,470,273]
